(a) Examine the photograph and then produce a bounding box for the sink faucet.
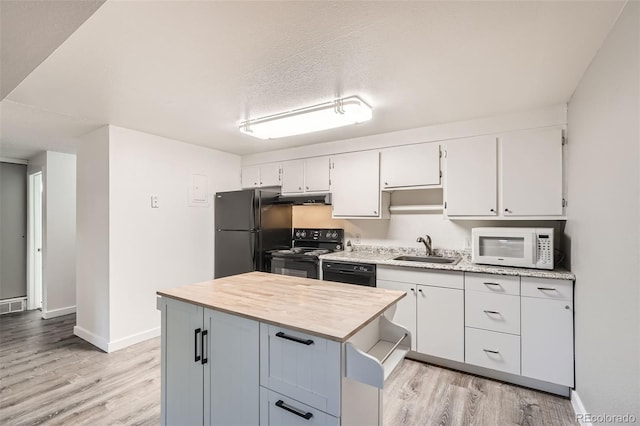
[417,235,432,256]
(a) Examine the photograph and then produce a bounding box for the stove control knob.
[295,231,301,238]
[331,232,338,239]
[326,231,332,239]
[300,231,306,238]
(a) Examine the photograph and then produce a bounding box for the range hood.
[276,193,331,205]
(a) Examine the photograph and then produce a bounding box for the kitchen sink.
[392,255,460,264]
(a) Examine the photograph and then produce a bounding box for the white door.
[445,136,497,216]
[521,297,574,386]
[381,143,440,188]
[304,157,330,192]
[241,165,261,188]
[281,160,305,194]
[377,280,417,351]
[416,286,464,362]
[501,128,564,216]
[164,299,204,426]
[205,309,259,425]
[330,151,380,217]
[260,163,282,187]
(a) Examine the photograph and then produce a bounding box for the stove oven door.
[271,256,319,279]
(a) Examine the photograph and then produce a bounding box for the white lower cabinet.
[416,285,464,362]
[377,267,464,362]
[159,298,259,426]
[260,388,339,426]
[521,278,574,387]
[465,327,521,375]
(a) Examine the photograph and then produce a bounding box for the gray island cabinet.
[156,272,410,426]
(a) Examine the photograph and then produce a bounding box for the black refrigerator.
[214,189,292,278]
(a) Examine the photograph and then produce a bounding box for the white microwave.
[471,227,554,270]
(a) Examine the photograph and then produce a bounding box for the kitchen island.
[156,272,409,426]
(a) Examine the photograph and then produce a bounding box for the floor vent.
[0,297,27,315]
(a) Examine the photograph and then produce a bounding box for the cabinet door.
[501,128,563,216]
[241,165,261,189]
[163,299,204,426]
[304,157,330,192]
[330,151,380,217]
[445,136,497,216]
[416,286,464,362]
[377,280,417,351]
[381,143,440,188]
[260,163,282,187]
[521,297,574,386]
[281,160,304,194]
[205,310,259,425]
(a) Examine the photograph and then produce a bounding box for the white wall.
[75,126,111,347]
[27,150,77,318]
[565,1,639,419]
[75,125,241,351]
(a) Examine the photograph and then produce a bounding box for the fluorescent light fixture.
[239,96,372,139]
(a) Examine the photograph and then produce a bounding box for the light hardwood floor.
[0,311,577,425]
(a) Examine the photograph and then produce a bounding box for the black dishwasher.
[322,261,376,287]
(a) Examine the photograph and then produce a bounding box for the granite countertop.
[319,246,575,281]
[157,272,405,342]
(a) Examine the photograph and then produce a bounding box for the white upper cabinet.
[445,136,498,216]
[280,157,330,194]
[241,163,282,188]
[500,128,563,216]
[281,160,304,194]
[241,165,261,189]
[380,143,441,189]
[304,157,330,193]
[330,151,387,218]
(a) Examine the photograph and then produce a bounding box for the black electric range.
[269,228,344,279]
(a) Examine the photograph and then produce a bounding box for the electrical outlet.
[151,195,159,208]
[464,236,471,249]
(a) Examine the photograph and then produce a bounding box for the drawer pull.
[483,349,500,354]
[381,333,409,364]
[483,282,502,288]
[483,310,501,315]
[275,400,313,420]
[537,287,557,291]
[276,331,314,346]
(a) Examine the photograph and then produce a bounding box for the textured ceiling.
[0,0,626,160]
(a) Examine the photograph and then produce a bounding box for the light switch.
[151,195,159,208]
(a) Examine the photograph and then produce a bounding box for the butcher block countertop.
[157,272,405,343]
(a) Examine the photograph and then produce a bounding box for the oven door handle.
[273,257,320,263]
[330,269,375,276]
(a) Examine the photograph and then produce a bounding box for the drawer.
[465,273,520,295]
[465,327,521,375]
[260,324,341,416]
[260,387,339,426]
[465,292,520,335]
[378,266,463,289]
[521,277,573,301]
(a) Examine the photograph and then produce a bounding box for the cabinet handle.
[373,210,377,215]
[306,186,309,190]
[537,287,557,291]
[565,305,570,310]
[194,328,201,362]
[298,187,302,190]
[504,208,511,213]
[276,331,313,346]
[490,208,495,212]
[483,282,502,288]
[275,400,313,420]
[418,288,423,293]
[483,349,500,354]
[201,330,208,365]
[483,310,501,315]
[384,182,388,186]
[410,288,415,293]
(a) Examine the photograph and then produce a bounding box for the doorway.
[28,171,43,311]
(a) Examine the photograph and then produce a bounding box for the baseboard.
[106,327,160,352]
[571,390,592,426]
[42,305,76,319]
[73,325,109,352]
